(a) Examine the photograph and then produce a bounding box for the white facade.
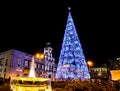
[44,43,56,80]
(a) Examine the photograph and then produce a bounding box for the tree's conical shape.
[55,11,90,80]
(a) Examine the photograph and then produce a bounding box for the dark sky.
[1,1,120,67]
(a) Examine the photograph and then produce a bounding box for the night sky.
[1,1,120,67]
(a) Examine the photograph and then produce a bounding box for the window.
[5,58,8,66]
[34,63,37,68]
[0,58,4,66]
[38,64,40,69]
[24,60,29,67]
[53,68,56,72]
[45,65,48,71]
[17,59,21,67]
[42,65,44,70]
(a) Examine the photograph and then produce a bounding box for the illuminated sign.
[110,70,120,81]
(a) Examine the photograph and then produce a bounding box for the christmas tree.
[55,9,90,80]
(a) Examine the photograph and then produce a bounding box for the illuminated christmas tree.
[55,8,90,80]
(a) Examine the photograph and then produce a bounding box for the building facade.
[0,46,57,80]
[90,67,110,80]
[44,42,56,80]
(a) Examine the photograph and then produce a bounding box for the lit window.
[38,64,40,69]
[34,63,37,68]
[42,65,44,70]
[24,60,28,67]
[17,59,21,67]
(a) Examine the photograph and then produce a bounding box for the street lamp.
[35,53,44,60]
[87,61,93,71]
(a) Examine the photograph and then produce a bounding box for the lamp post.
[87,61,93,72]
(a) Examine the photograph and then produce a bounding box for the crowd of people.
[0,77,120,91]
[52,79,120,91]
